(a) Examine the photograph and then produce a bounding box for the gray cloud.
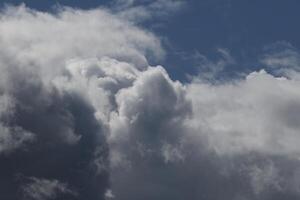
[22,177,76,200]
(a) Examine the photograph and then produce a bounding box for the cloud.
[111,0,185,22]
[0,4,163,75]
[1,4,300,200]
[247,161,282,195]
[186,69,300,156]
[261,42,300,70]
[0,124,34,154]
[0,5,156,199]
[22,177,77,200]
[187,48,236,81]
[108,66,190,168]
[105,189,115,199]
[260,42,300,82]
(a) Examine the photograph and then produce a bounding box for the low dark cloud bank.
[0,52,109,199]
[1,2,300,200]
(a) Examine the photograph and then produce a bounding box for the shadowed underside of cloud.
[1,4,300,200]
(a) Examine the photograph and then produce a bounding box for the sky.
[3,0,300,80]
[1,0,300,200]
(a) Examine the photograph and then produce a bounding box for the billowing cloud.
[187,69,300,156]
[1,4,300,200]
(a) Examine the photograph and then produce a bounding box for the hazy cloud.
[112,0,185,22]
[22,177,76,200]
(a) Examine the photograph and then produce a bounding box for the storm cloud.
[1,4,300,200]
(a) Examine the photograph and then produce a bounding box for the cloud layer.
[1,4,300,200]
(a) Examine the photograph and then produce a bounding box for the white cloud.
[186,69,300,157]
[0,4,163,81]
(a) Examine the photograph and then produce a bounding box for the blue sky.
[2,0,300,80]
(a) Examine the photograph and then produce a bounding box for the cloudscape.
[1,0,300,200]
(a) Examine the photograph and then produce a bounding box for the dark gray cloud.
[0,66,109,200]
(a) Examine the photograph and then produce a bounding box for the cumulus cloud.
[187,69,300,156]
[1,3,300,200]
[108,65,190,168]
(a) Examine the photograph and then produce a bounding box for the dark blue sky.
[160,0,300,80]
[2,0,300,80]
